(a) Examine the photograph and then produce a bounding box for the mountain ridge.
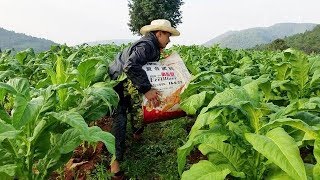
[0,27,57,52]
[204,23,318,49]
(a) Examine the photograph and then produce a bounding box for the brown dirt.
[187,149,207,165]
[58,116,114,180]
[300,145,315,164]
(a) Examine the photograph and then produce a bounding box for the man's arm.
[123,42,152,94]
[123,42,160,107]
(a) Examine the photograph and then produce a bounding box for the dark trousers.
[112,80,145,161]
[112,81,130,161]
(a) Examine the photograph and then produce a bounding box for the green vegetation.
[255,25,320,54]
[128,0,183,35]
[170,46,320,179]
[204,23,317,49]
[0,44,122,179]
[286,25,320,53]
[122,118,192,179]
[1,44,319,179]
[0,27,56,53]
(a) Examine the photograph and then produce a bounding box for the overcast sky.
[1,0,319,46]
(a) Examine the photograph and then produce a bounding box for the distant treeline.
[0,27,56,53]
[254,25,320,54]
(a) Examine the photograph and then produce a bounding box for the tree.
[268,38,289,51]
[128,0,183,35]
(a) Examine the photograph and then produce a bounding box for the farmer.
[108,19,180,179]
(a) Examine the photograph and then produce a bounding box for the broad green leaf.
[36,129,80,177]
[82,85,119,120]
[0,106,11,124]
[7,78,30,99]
[0,131,20,142]
[202,87,262,132]
[12,96,45,129]
[293,112,320,126]
[0,89,5,103]
[181,160,231,180]
[0,172,12,180]
[0,120,15,133]
[305,163,315,180]
[180,71,228,100]
[15,48,34,64]
[243,75,268,102]
[50,111,89,137]
[89,86,119,111]
[270,98,319,121]
[80,99,110,122]
[284,49,309,92]
[202,88,258,114]
[35,76,51,89]
[0,70,14,80]
[245,127,307,180]
[53,82,78,90]
[77,58,100,88]
[82,126,115,155]
[58,128,82,154]
[270,101,299,121]
[185,58,200,75]
[266,161,313,179]
[92,64,107,83]
[0,164,17,176]
[265,169,294,180]
[240,103,263,133]
[46,68,57,84]
[11,96,28,128]
[260,118,319,140]
[180,91,207,115]
[0,82,17,95]
[0,120,20,142]
[66,52,78,63]
[177,140,194,175]
[309,55,320,74]
[198,142,245,173]
[28,119,46,143]
[55,55,67,84]
[55,55,69,108]
[177,130,229,175]
[310,69,320,87]
[271,80,290,90]
[259,80,271,101]
[314,139,320,179]
[38,87,57,113]
[189,109,223,138]
[275,62,290,81]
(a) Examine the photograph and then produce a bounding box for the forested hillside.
[0,27,56,52]
[204,23,317,49]
[254,25,320,53]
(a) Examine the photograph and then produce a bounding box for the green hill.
[255,25,320,53]
[204,23,317,49]
[0,27,56,52]
[285,25,320,53]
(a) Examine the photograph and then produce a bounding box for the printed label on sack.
[142,52,191,123]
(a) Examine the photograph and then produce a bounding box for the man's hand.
[144,89,161,108]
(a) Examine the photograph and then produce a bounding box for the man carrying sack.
[108,19,180,179]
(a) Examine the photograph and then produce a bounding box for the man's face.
[156,31,171,49]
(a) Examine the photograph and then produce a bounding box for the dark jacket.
[108,32,160,94]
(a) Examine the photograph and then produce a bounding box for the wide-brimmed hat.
[140,19,180,36]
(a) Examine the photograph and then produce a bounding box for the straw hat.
[140,19,180,36]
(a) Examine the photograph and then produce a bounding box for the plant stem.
[254,151,261,179]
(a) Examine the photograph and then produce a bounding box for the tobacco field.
[0,44,319,179]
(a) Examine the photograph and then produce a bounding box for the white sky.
[0,0,319,46]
